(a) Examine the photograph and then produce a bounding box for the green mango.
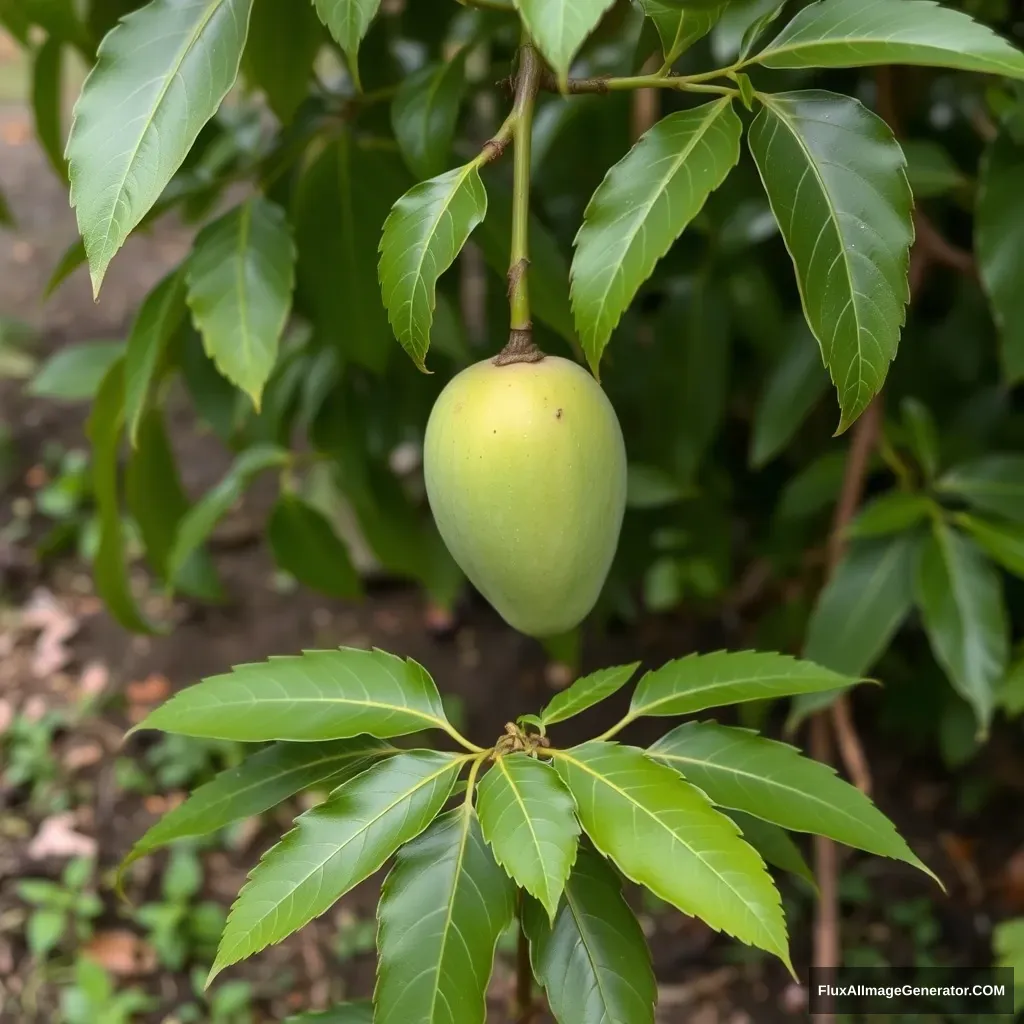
[424,355,627,637]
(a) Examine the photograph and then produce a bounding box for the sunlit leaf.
[540,663,641,727]
[515,0,617,84]
[312,0,381,91]
[638,1,721,64]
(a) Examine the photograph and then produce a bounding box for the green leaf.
[392,52,468,180]
[626,464,691,509]
[268,493,361,599]
[540,663,641,727]
[123,737,391,873]
[956,513,1024,579]
[211,750,462,979]
[294,134,409,374]
[939,455,1024,524]
[915,521,1009,734]
[994,919,1024,1012]
[312,0,380,91]
[628,650,858,720]
[44,239,86,297]
[88,360,161,634]
[186,197,295,408]
[29,340,125,401]
[555,742,791,968]
[0,186,12,228]
[515,0,617,85]
[748,90,913,432]
[1000,659,1024,718]
[244,0,324,122]
[166,444,288,585]
[977,131,1024,384]
[524,845,657,1024]
[67,0,254,294]
[135,647,455,742]
[375,804,516,1024]
[379,164,487,370]
[749,323,829,467]
[713,0,786,61]
[571,99,741,373]
[638,1,721,64]
[901,140,965,199]
[847,492,934,538]
[477,753,580,921]
[901,396,940,481]
[726,811,816,889]
[285,1006,372,1024]
[28,909,66,958]
[33,36,66,182]
[125,269,187,445]
[752,0,1024,79]
[649,722,934,877]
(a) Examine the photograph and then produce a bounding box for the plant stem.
[443,722,488,754]
[509,44,541,334]
[540,67,742,95]
[591,710,637,744]
[515,890,533,1022]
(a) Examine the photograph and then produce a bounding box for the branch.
[537,70,738,97]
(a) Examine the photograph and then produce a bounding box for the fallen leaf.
[126,673,170,706]
[20,589,79,678]
[63,743,104,772]
[84,930,157,976]
[24,465,47,489]
[0,699,13,736]
[28,814,97,861]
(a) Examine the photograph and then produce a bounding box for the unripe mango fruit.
[424,355,627,637]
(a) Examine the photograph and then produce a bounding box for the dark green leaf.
[32,36,66,182]
[915,521,1009,733]
[726,811,816,889]
[67,0,254,294]
[625,464,691,509]
[0,186,12,228]
[285,1006,372,1024]
[244,0,323,122]
[516,0,617,84]
[29,341,124,401]
[955,514,1024,580]
[180,325,244,441]
[135,647,456,742]
[638,1,721,64]
[211,750,462,978]
[999,659,1024,717]
[712,0,785,62]
[901,396,940,481]
[524,845,656,1024]
[312,0,380,91]
[268,493,361,599]
[44,239,86,297]
[571,99,741,373]
[847,492,935,538]
[376,804,516,1024]
[902,140,965,199]
[748,90,912,431]
[540,663,641,727]
[939,455,1024,523]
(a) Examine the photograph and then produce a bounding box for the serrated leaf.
[67,0,253,294]
[540,663,641,727]
[555,742,791,967]
[375,804,515,1024]
[571,99,741,372]
[628,650,858,720]
[847,492,934,538]
[312,0,381,91]
[268,493,361,599]
[638,1,721,64]
[977,131,1024,384]
[33,36,66,182]
[211,750,462,978]
[477,754,580,921]
[392,52,468,180]
[186,197,295,408]
[748,90,913,431]
[524,845,657,1024]
[915,521,1009,734]
[379,164,487,369]
[125,268,187,445]
[29,341,125,402]
[753,0,1024,79]
[938,455,1024,524]
[515,0,617,84]
[726,811,816,889]
[650,722,934,877]
[123,737,392,873]
[135,647,455,742]
[956,514,1024,579]
[166,444,288,585]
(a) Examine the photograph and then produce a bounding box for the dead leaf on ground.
[20,589,79,678]
[63,742,104,772]
[126,672,170,709]
[27,813,97,861]
[0,698,13,736]
[83,930,157,976]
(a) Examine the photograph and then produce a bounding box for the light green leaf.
[571,99,741,373]
[994,919,1024,1012]
[555,742,791,968]
[915,521,1009,734]
[541,663,641,727]
[977,131,1024,384]
[956,513,1024,579]
[211,750,462,978]
[638,1,721,64]
[375,805,515,1024]
[524,845,657,1024]
[379,163,487,370]
[713,0,786,62]
[29,341,125,402]
[312,0,381,91]
[650,722,934,877]
[123,737,392,873]
[939,455,1024,524]
[753,0,1024,79]
[847,492,935,538]
[1000,659,1024,717]
[33,36,66,182]
[392,52,469,180]
[268,493,361,599]
[285,1004,372,1024]
[125,268,187,445]
[477,754,580,921]
[625,464,690,509]
[186,197,295,408]
[67,0,254,295]
[726,811,816,889]
[628,650,858,720]
[748,90,913,432]
[902,140,965,199]
[515,0,617,84]
[134,647,455,742]
[166,444,288,585]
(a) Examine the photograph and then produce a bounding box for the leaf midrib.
[234,200,254,374]
[496,757,551,907]
[562,880,619,1017]
[934,523,988,695]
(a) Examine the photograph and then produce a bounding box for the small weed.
[17,858,102,960]
[60,956,155,1024]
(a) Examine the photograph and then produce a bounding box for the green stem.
[443,722,487,754]
[509,43,541,334]
[546,67,742,95]
[591,710,639,744]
